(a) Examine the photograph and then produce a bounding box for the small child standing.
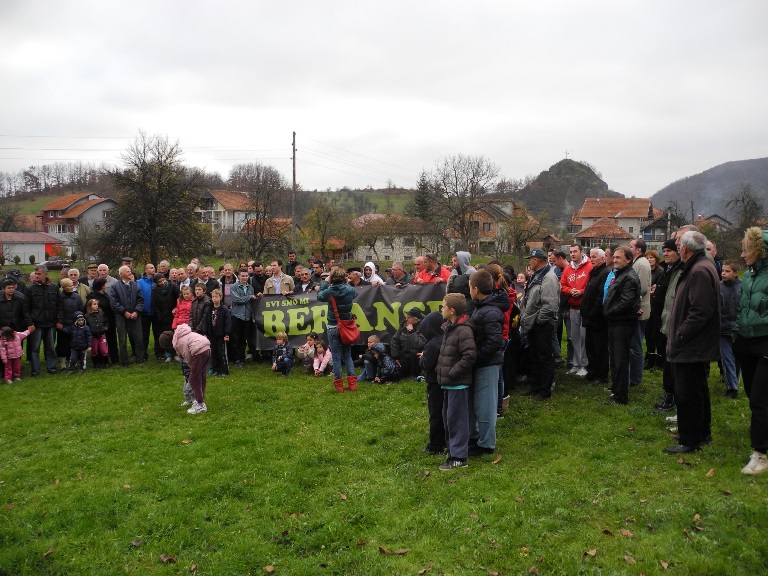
[720,260,742,398]
[436,293,477,471]
[272,332,294,375]
[1,326,31,383]
[203,289,231,377]
[172,324,211,414]
[66,312,92,374]
[418,311,448,455]
[313,340,332,376]
[84,298,110,368]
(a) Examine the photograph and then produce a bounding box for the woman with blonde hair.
[734,227,768,475]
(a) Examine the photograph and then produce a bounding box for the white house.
[0,232,63,265]
[38,193,117,253]
[197,189,253,232]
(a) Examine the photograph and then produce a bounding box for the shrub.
[29,255,36,265]
[13,255,21,265]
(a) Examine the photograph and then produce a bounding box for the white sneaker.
[180,400,192,407]
[741,451,768,475]
[568,366,579,374]
[665,415,678,423]
[187,401,205,414]
[198,402,207,413]
[575,368,588,377]
[245,354,253,360]
[165,357,173,363]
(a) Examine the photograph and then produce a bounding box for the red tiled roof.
[61,198,112,218]
[0,232,63,244]
[40,193,93,212]
[209,190,252,211]
[571,210,582,226]
[574,218,634,240]
[581,198,653,219]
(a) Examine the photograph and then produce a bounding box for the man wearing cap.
[68,268,89,305]
[120,256,133,269]
[84,264,98,289]
[520,249,560,400]
[390,307,427,378]
[6,269,26,292]
[652,238,683,412]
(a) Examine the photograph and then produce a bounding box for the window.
[483,222,494,232]
[403,255,412,261]
[103,210,113,219]
[404,237,415,247]
[49,211,54,218]
[384,255,390,261]
[366,255,372,261]
[629,226,634,234]
[57,211,62,217]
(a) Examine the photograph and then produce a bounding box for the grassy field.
[0,355,765,575]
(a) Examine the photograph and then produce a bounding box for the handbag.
[330,295,360,345]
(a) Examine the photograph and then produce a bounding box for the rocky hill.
[512,159,624,226]
[651,157,768,221]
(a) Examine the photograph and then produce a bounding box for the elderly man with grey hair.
[663,230,720,454]
[108,265,145,366]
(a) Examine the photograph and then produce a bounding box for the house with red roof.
[38,193,117,254]
[573,218,634,249]
[198,189,254,232]
[0,232,63,265]
[571,198,661,240]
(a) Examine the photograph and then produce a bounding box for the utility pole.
[292,131,297,248]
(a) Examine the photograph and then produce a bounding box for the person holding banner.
[317,267,358,393]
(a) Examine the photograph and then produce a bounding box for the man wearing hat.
[84,264,98,289]
[6,269,25,292]
[519,248,560,401]
[652,238,683,413]
[390,307,427,378]
[121,256,133,268]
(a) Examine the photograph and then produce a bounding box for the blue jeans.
[497,340,509,413]
[469,365,500,449]
[629,320,646,386]
[327,325,355,379]
[28,326,57,374]
[719,335,739,391]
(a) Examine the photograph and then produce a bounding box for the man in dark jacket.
[0,278,27,331]
[468,270,510,456]
[664,231,721,454]
[581,248,611,384]
[24,264,63,375]
[390,308,427,378]
[109,265,145,366]
[418,311,447,455]
[604,247,640,405]
[152,274,178,359]
[384,261,412,287]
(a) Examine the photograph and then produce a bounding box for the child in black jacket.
[66,311,92,374]
[203,289,231,376]
[418,311,447,454]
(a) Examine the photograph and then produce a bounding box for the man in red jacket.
[560,244,592,377]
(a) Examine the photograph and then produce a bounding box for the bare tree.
[498,206,547,262]
[429,154,500,250]
[304,196,340,257]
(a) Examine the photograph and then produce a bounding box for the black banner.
[253,284,446,349]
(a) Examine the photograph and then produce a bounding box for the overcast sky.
[1,1,766,198]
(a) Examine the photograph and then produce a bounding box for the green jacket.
[735,230,768,339]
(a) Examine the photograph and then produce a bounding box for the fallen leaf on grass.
[338,492,347,500]
[417,566,432,575]
[379,546,391,554]
[182,439,192,444]
[528,567,539,575]
[489,572,500,576]
[447,478,457,484]
[43,547,54,558]
[515,497,523,502]
[245,504,251,511]
[584,549,597,557]
[693,513,701,523]
[640,499,648,503]
[602,529,614,537]
[263,567,275,574]
[6,503,13,510]
[465,527,472,534]
[720,490,732,495]
[520,546,529,551]
[592,499,600,504]
[54,479,59,485]
[469,513,478,519]
[190,563,197,572]
[77,472,84,478]
[624,555,636,564]
[393,549,409,555]
[492,455,502,465]
[661,560,669,569]
[130,539,143,547]
[423,470,430,476]
[627,426,636,431]
[122,484,131,489]
[160,554,176,564]
[692,525,704,532]
[356,540,365,546]
[620,528,634,539]
[705,468,715,477]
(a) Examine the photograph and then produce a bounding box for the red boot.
[346,375,358,392]
[333,378,344,393]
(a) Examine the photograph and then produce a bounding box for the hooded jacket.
[446,251,476,313]
[470,288,510,367]
[172,323,211,365]
[418,311,445,384]
[0,329,30,363]
[372,342,400,382]
[363,262,384,286]
[735,229,768,339]
[436,315,477,388]
[560,254,592,309]
[66,312,93,351]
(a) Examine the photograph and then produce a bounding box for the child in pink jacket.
[172,324,211,414]
[313,340,333,376]
[1,326,31,383]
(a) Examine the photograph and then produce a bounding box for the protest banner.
[253,283,446,349]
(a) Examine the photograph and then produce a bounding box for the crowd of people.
[1,227,767,473]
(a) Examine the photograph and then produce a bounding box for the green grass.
[0,358,765,575]
[7,193,67,215]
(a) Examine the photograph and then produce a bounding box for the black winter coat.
[60,290,83,326]
[24,279,62,328]
[650,260,681,321]
[190,295,211,334]
[470,289,509,367]
[86,290,115,325]
[203,304,232,337]
[604,265,641,325]
[66,317,92,351]
[152,283,179,328]
[418,311,445,385]
[581,263,611,329]
[0,293,27,331]
[436,316,477,387]
[85,311,108,336]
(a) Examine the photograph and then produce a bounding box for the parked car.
[42,257,71,270]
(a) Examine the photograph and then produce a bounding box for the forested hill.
[651,157,768,220]
[512,159,623,226]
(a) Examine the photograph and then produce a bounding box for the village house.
[38,193,117,254]
[570,198,661,239]
[0,232,63,265]
[352,214,442,263]
[573,217,634,249]
[197,189,253,232]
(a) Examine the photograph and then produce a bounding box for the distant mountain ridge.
[651,157,768,221]
[511,159,624,226]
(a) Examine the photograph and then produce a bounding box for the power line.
[299,159,393,186]
[300,147,415,182]
[302,135,415,172]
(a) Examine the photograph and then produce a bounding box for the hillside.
[512,159,623,226]
[651,157,768,220]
